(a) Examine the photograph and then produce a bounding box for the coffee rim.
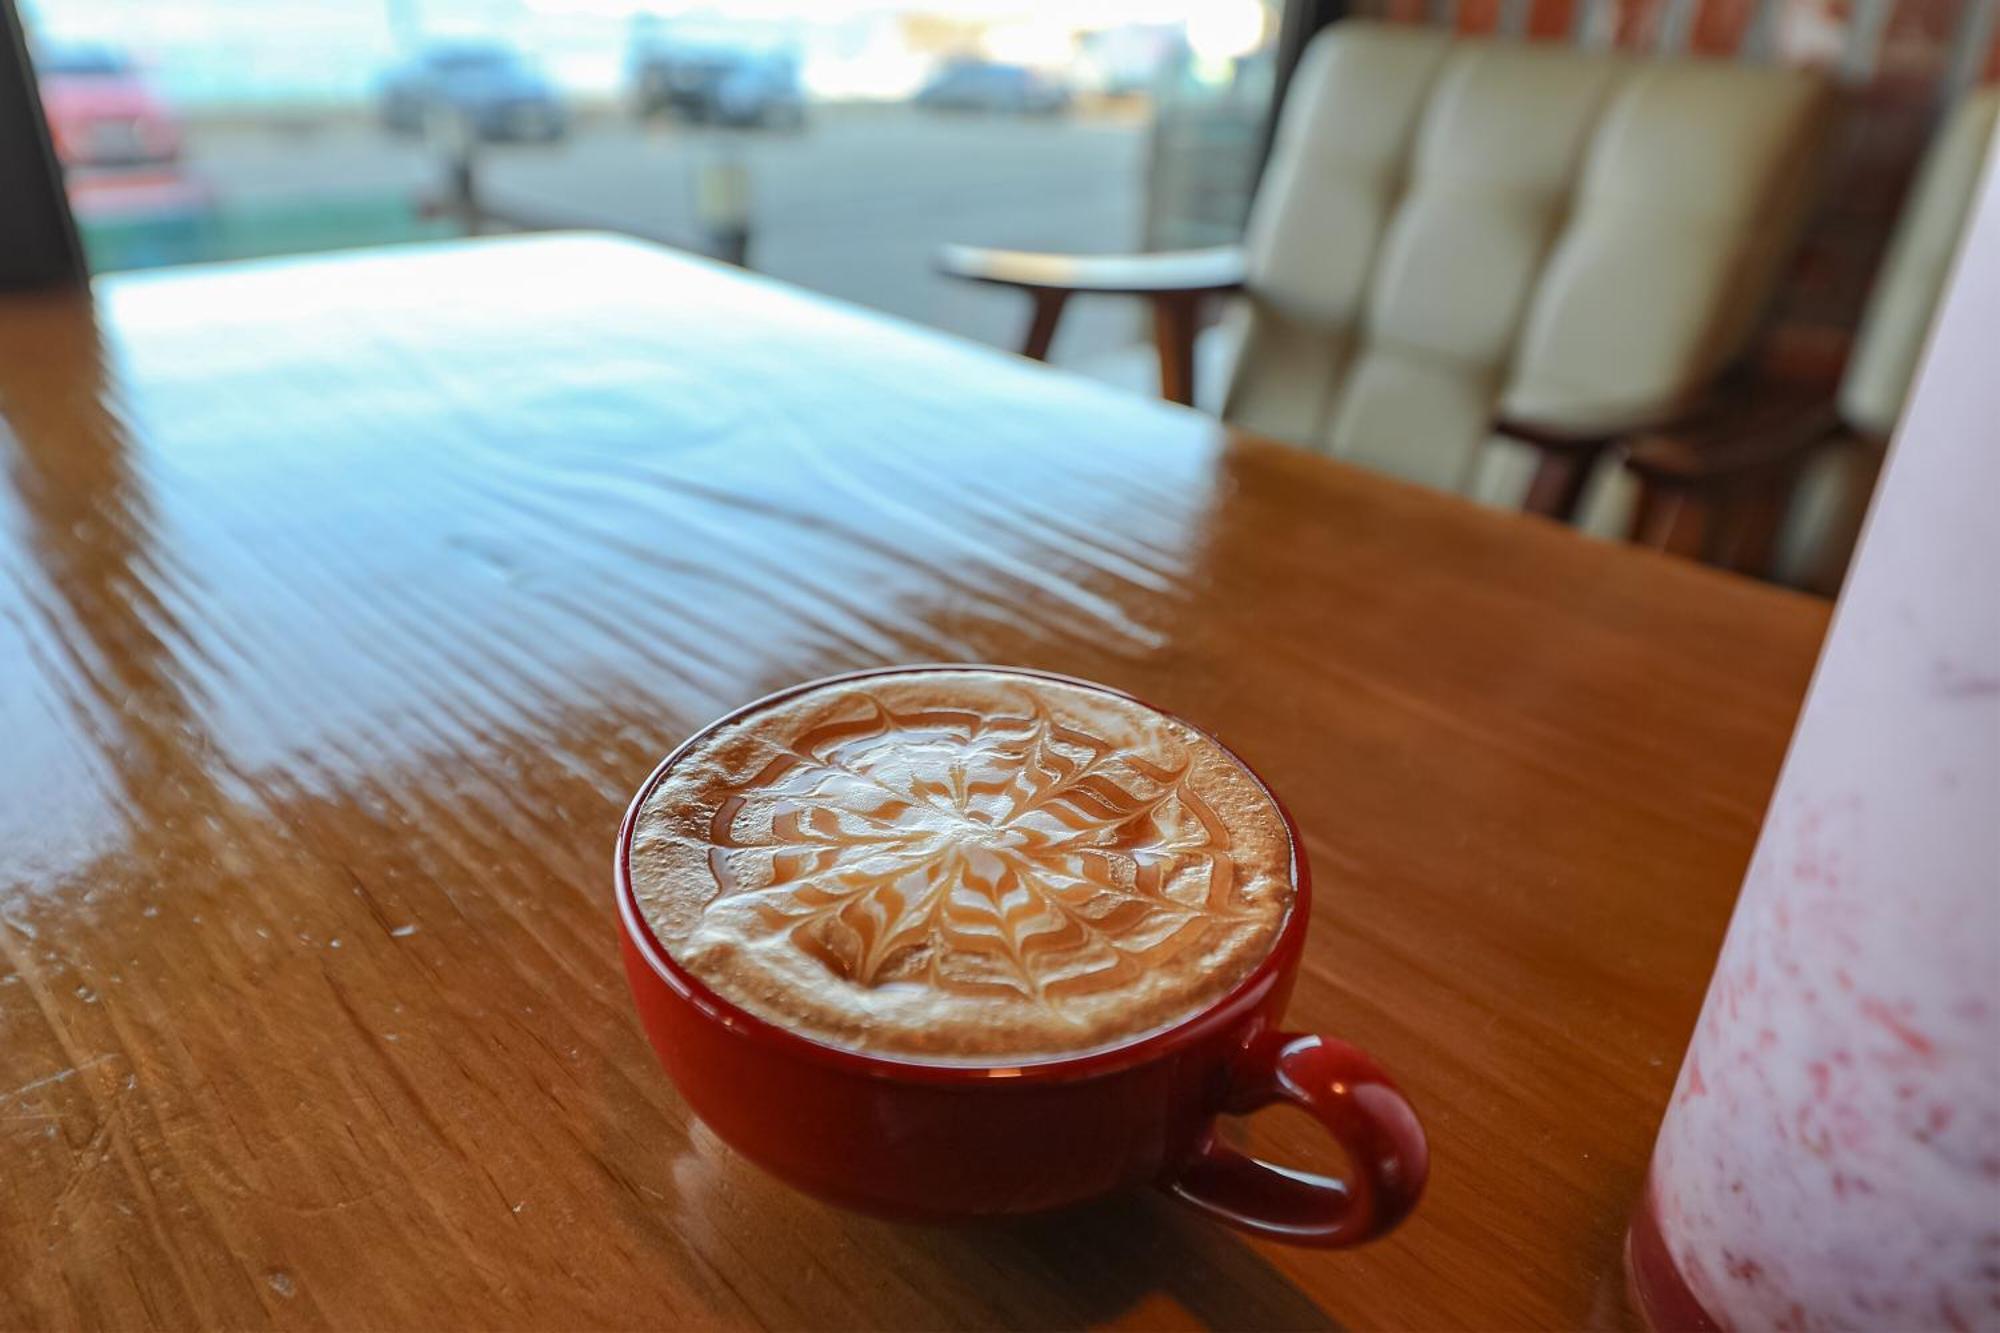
[616,663,1312,1084]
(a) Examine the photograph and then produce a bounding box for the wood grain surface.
[0,235,1829,1330]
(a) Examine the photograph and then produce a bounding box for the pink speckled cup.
[1630,162,2000,1330]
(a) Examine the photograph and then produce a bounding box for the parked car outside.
[915,60,1071,115]
[36,44,183,169]
[379,44,567,143]
[631,41,806,129]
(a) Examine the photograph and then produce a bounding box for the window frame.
[0,0,87,289]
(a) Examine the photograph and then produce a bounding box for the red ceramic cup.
[615,666,1428,1246]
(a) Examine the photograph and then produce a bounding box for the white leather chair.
[1621,89,1998,590]
[943,22,1834,521]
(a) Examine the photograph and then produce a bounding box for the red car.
[37,44,183,169]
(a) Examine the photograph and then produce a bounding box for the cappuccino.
[629,669,1294,1062]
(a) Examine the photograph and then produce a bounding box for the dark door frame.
[0,0,84,288]
[1263,0,1348,170]
[1273,0,1349,112]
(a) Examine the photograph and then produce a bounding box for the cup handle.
[1164,1029,1429,1247]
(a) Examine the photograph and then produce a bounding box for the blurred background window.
[14,0,1284,364]
[18,0,1991,372]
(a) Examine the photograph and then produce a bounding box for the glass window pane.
[19,1,1279,362]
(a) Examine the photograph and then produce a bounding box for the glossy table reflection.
[0,236,1828,1329]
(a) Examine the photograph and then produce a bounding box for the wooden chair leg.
[1726,477,1790,578]
[1628,479,1673,547]
[1521,445,1605,523]
[1660,494,1712,560]
[1020,290,1068,362]
[1151,293,1199,407]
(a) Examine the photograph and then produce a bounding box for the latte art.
[629,670,1295,1061]
[710,697,1250,998]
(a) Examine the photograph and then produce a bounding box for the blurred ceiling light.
[1185,0,1267,62]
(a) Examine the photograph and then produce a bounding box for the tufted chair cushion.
[1224,21,1832,498]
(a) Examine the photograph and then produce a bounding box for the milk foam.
[628,670,1295,1062]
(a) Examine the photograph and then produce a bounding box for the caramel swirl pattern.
[702,692,1258,1004]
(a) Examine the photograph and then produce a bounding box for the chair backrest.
[1836,89,1999,440]
[1774,88,1999,591]
[1224,21,1832,496]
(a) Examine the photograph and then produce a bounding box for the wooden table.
[0,236,1828,1330]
